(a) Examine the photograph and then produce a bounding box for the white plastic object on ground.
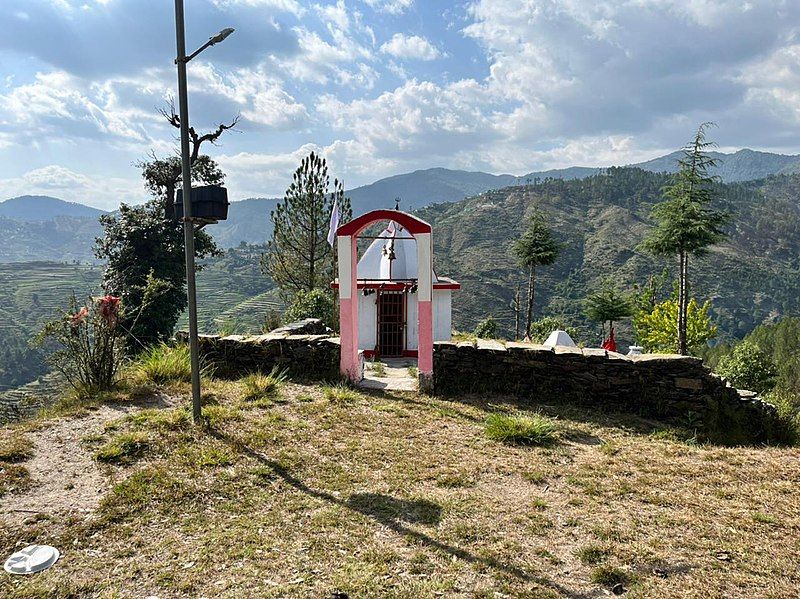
[542,330,577,348]
[4,545,60,575]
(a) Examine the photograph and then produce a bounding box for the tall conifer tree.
[511,209,561,339]
[641,123,729,354]
[263,153,352,297]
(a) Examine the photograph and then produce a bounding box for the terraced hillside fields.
[0,262,101,391]
[176,249,283,334]
[0,249,282,394]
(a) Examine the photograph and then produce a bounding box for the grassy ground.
[1,378,799,598]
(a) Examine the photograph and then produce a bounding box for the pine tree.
[262,153,352,297]
[584,279,634,338]
[641,123,729,354]
[511,209,561,339]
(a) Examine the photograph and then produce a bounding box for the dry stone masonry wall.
[433,340,782,445]
[181,332,340,380]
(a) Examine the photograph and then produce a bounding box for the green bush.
[742,317,800,392]
[131,343,199,385]
[283,289,334,328]
[763,389,800,445]
[716,341,777,393]
[484,413,558,446]
[474,316,498,339]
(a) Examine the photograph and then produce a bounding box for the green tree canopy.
[634,297,717,354]
[511,209,561,338]
[716,341,777,393]
[641,123,729,354]
[263,152,352,297]
[474,316,498,339]
[282,289,334,329]
[95,200,219,348]
[584,280,634,334]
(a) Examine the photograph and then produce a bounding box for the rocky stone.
[269,318,332,336]
[675,378,704,390]
[188,332,340,381]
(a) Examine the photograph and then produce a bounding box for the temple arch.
[335,210,438,388]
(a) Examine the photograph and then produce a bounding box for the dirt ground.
[0,394,175,528]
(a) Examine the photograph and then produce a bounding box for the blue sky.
[1,0,800,209]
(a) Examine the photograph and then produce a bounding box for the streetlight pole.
[173,0,233,424]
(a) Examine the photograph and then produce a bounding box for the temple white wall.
[358,293,377,350]
[357,290,452,352]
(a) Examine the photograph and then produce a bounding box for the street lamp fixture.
[173,0,234,424]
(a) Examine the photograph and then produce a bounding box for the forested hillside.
[420,168,800,343]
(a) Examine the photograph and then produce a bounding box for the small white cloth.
[327,197,340,248]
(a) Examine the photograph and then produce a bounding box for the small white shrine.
[333,212,459,362]
[354,220,459,357]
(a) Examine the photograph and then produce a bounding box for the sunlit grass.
[484,412,558,446]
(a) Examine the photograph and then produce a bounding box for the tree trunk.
[513,283,521,341]
[525,267,535,339]
[677,250,688,355]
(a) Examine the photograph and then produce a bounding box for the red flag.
[601,327,617,352]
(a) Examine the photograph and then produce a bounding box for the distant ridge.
[4,148,800,254]
[632,148,800,182]
[0,195,107,222]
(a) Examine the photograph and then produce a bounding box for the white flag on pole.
[327,197,340,247]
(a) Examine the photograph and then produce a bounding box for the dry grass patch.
[0,431,33,463]
[322,383,362,403]
[0,431,34,498]
[95,431,150,464]
[1,385,799,598]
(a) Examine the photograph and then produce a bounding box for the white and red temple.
[333,210,459,385]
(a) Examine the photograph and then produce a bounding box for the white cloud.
[188,62,308,129]
[318,79,500,161]
[380,33,442,61]
[314,0,350,31]
[738,44,800,125]
[218,139,396,197]
[270,20,375,87]
[0,165,142,209]
[210,0,305,17]
[0,71,154,144]
[363,0,413,15]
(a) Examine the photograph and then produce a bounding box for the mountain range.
[1,148,800,262]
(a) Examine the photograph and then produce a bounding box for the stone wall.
[433,340,783,445]
[179,332,340,380]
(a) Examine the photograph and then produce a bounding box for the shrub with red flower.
[36,293,125,396]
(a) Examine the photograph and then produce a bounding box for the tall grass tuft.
[323,383,361,403]
[241,367,288,402]
[484,412,558,446]
[130,343,204,385]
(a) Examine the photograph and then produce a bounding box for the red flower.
[69,306,89,329]
[97,295,121,328]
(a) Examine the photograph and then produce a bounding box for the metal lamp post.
[173,0,234,424]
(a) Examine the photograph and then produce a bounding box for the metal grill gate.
[377,291,405,357]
